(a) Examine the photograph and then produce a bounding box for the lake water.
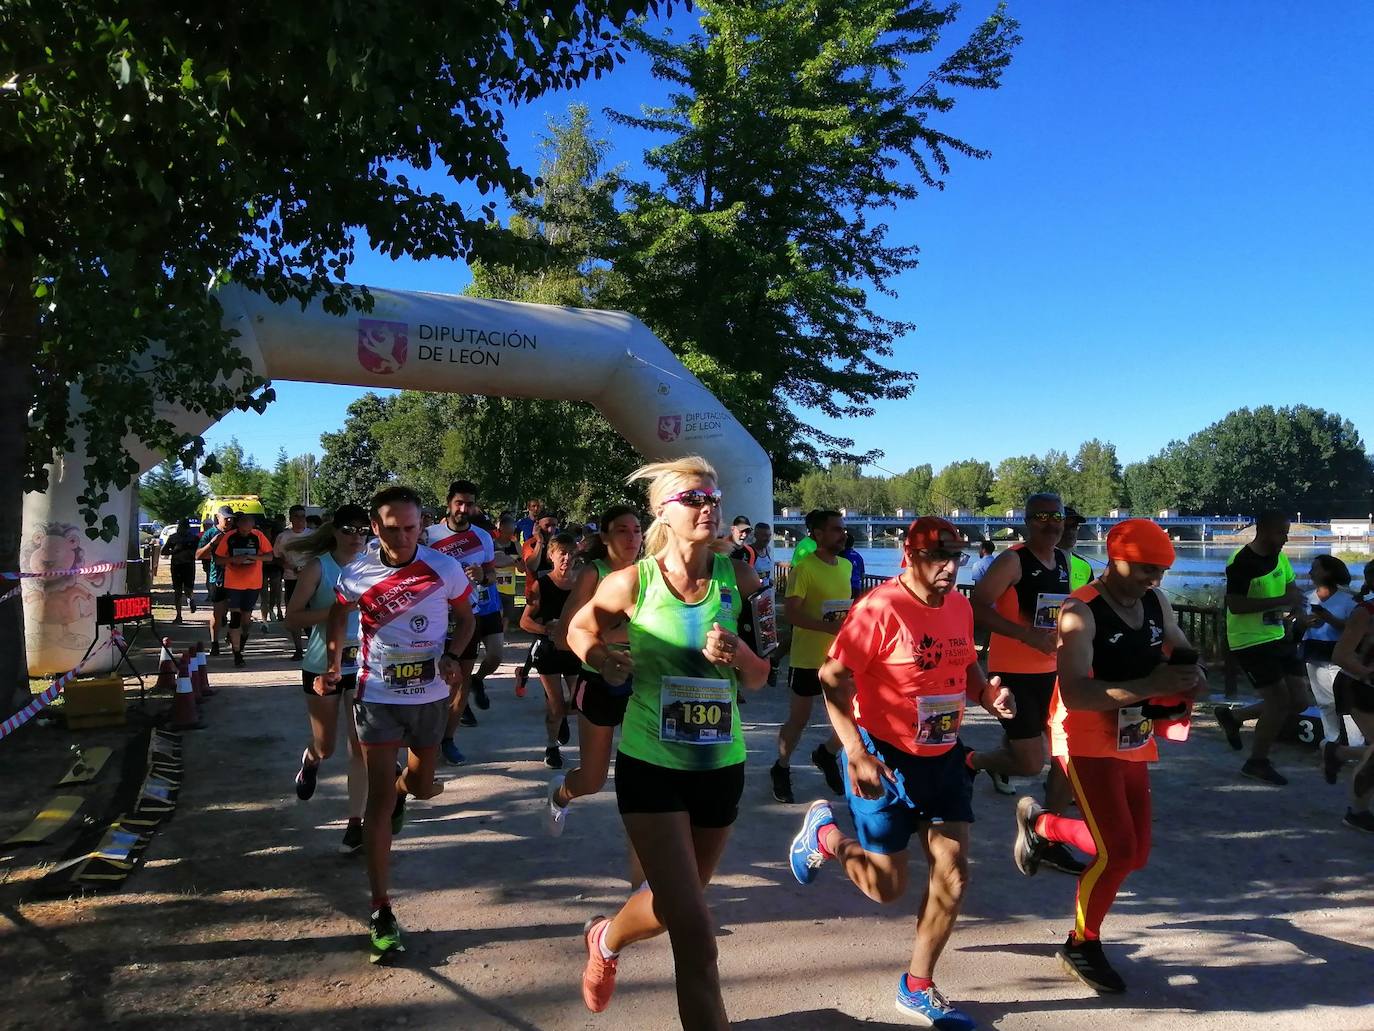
[776,541,1374,605]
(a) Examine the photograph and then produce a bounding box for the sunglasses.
[917,548,970,567]
[336,524,370,537]
[1028,511,1065,524]
[664,488,723,509]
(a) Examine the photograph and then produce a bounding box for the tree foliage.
[603,0,1021,478]
[1123,405,1372,516]
[138,461,205,523]
[930,459,995,513]
[206,439,269,499]
[314,393,395,511]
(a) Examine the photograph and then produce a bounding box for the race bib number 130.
[659,677,734,746]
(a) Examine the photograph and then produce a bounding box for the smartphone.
[1168,647,1199,666]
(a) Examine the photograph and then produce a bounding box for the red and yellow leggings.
[1035,755,1152,941]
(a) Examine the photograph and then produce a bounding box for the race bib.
[1116,705,1153,751]
[1034,593,1070,630]
[913,693,964,748]
[659,677,734,745]
[473,583,491,609]
[341,645,360,674]
[230,546,257,558]
[496,571,516,593]
[821,599,852,625]
[384,652,437,694]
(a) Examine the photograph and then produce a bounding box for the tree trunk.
[0,252,36,712]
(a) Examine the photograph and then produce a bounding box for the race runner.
[1215,511,1309,785]
[519,533,581,769]
[788,517,1014,1030]
[195,506,235,655]
[275,504,313,659]
[1013,519,1207,993]
[567,457,768,1029]
[1330,559,1374,832]
[422,480,498,764]
[773,508,849,804]
[212,511,273,668]
[321,485,475,962]
[514,510,561,698]
[492,514,522,633]
[967,493,1084,875]
[283,505,369,854]
[545,505,643,835]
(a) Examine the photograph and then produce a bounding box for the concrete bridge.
[768,513,1368,544]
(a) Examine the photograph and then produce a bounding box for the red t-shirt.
[827,577,977,757]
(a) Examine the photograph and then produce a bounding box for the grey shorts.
[353,697,449,749]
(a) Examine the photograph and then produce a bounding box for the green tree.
[991,455,1047,513]
[605,0,1020,478]
[930,459,994,514]
[1,0,664,708]
[260,448,311,517]
[315,393,394,510]
[206,439,269,499]
[139,461,206,523]
[1072,439,1123,514]
[1123,456,1175,515]
[885,465,933,514]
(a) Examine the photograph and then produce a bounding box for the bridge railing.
[773,564,1237,694]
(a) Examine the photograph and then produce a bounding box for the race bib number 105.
[384,653,436,691]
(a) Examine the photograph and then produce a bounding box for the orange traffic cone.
[193,641,215,698]
[169,657,204,730]
[154,638,178,694]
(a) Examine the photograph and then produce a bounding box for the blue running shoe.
[894,976,976,1029]
[789,799,833,885]
[441,738,465,766]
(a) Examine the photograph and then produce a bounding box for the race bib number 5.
[913,693,964,748]
[384,653,436,693]
[659,677,734,746]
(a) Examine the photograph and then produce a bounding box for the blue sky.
[205,1,1374,477]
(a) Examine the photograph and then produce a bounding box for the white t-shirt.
[335,541,472,704]
[423,522,497,613]
[273,527,312,579]
[1305,588,1357,644]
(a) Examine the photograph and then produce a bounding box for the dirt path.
[2,606,1371,1030]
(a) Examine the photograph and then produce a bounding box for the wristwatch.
[442,651,462,663]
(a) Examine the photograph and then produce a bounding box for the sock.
[1035,813,1097,857]
[904,974,933,993]
[372,896,389,913]
[817,822,840,859]
[595,921,619,959]
[774,759,789,770]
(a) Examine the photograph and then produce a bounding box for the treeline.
[139,443,320,522]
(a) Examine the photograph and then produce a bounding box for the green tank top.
[1069,553,1093,592]
[581,559,612,675]
[302,553,361,675]
[1225,548,1294,651]
[620,552,744,771]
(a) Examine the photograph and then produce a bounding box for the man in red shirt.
[788,517,1014,1029]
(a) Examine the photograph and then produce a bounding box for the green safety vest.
[1069,553,1093,592]
[1225,548,1294,651]
[620,553,743,771]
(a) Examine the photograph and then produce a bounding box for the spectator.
[968,540,997,584]
[841,530,866,599]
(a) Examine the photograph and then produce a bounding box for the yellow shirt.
[787,553,853,669]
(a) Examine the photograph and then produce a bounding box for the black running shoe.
[472,677,490,710]
[291,648,304,661]
[545,745,563,769]
[1343,808,1374,833]
[1241,758,1287,785]
[209,640,220,657]
[1322,740,1342,785]
[1041,841,1087,876]
[459,706,478,728]
[339,819,363,855]
[232,650,246,668]
[295,749,319,801]
[1214,706,1243,751]
[812,745,844,796]
[1013,796,1045,877]
[1059,935,1125,994]
[770,762,795,804]
[189,597,197,614]
[558,716,571,745]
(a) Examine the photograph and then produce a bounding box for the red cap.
[905,516,968,552]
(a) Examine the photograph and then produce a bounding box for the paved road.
[5,616,1372,1029]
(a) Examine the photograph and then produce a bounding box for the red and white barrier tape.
[0,629,125,741]
[1,558,145,581]
[0,584,19,606]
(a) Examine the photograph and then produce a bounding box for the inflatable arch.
[21,284,773,674]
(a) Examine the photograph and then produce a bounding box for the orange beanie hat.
[1106,519,1175,567]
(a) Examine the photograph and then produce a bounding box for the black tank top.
[535,574,572,623]
[1087,587,1165,682]
[1011,545,1070,622]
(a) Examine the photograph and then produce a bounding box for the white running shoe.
[546,774,569,837]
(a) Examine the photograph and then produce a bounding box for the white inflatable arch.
[21,284,773,674]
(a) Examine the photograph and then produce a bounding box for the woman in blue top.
[284,504,370,855]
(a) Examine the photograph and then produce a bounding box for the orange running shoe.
[581,915,618,1012]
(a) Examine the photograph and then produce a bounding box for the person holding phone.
[1011,519,1208,994]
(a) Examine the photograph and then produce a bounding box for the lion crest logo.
[357,319,408,374]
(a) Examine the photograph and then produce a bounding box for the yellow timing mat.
[4,795,84,846]
[57,746,113,786]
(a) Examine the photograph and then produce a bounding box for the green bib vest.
[1225,548,1294,651]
